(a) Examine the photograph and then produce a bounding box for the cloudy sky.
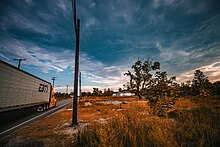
[0,0,220,92]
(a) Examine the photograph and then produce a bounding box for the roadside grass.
[76,110,174,147]
[75,97,220,147]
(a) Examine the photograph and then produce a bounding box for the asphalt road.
[0,99,73,138]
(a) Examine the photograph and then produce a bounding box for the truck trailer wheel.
[37,106,44,112]
[37,104,47,112]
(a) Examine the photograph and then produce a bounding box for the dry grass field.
[0,96,219,146]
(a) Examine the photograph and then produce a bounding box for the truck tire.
[37,106,44,112]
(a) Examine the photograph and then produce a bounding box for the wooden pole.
[72,0,80,126]
[79,72,81,99]
[51,77,56,88]
[66,85,69,94]
[14,58,26,69]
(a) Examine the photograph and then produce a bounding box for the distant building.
[112,90,135,97]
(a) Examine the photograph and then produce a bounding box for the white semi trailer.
[0,60,56,113]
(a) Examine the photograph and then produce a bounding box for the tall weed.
[173,105,219,146]
[74,99,219,147]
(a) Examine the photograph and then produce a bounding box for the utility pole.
[72,0,80,126]
[66,85,69,94]
[14,58,26,69]
[79,72,81,99]
[51,77,56,88]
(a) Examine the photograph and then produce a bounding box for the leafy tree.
[141,60,160,90]
[124,59,160,98]
[179,81,191,96]
[124,71,135,91]
[81,92,88,97]
[123,83,130,91]
[192,70,210,96]
[54,92,70,100]
[92,88,99,96]
[150,71,177,98]
[212,81,220,95]
[103,88,113,96]
[193,70,209,88]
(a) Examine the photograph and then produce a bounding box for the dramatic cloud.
[0,0,220,92]
[177,61,220,83]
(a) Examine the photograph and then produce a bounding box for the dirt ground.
[0,96,197,146]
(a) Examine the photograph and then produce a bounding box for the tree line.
[124,59,220,100]
[54,88,114,99]
[81,88,114,97]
